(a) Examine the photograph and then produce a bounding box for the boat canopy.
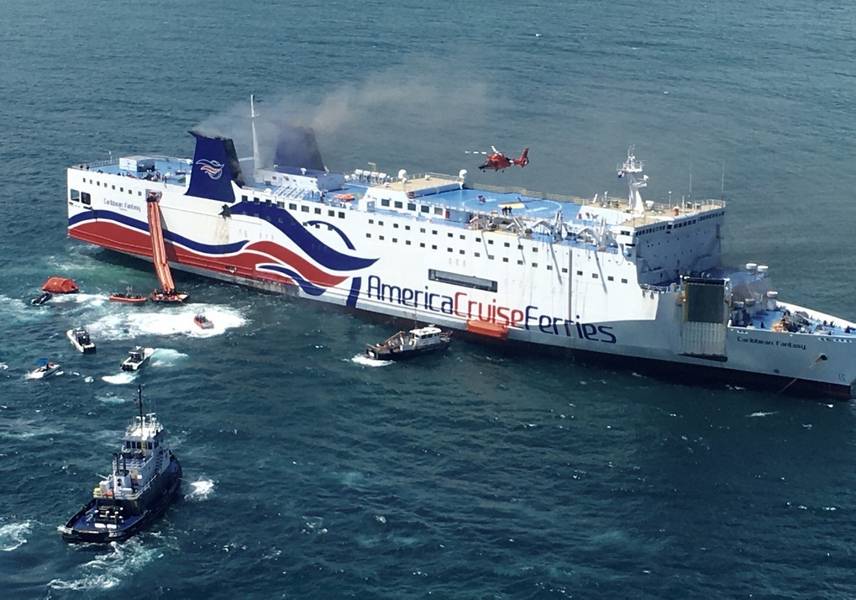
[42,276,79,294]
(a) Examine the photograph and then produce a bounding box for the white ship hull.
[66,133,856,398]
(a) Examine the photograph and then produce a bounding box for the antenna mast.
[250,94,260,172]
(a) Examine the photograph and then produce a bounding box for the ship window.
[338,212,345,218]
[405,225,410,231]
[96,181,100,186]
[138,191,142,196]
[328,210,335,216]
[434,207,443,215]
[459,234,465,240]
[459,249,465,255]
[394,201,403,209]
[518,244,523,250]
[432,230,437,235]
[381,199,390,207]
[406,240,411,245]
[475,238,481,242]
[70,189,80,201]
[81,192,91,206]
[407,202,416,211]
[474,252,480,257]
[242,195,248,202]
[379,221,384,226]
[366,233,371,238]
[447,247,453,253]
[561,268,568,273]
[420,228,426,233]
[502,257,509,263]
[393,223,399,229]
[504,242,510,247]
[314,208,321,214]
[253,197,260,203]
[420,205,430,214]
[607,275,614,281]
[517,260,524,265]
[289,203,296,210]
[447,233,453,238]
[576,270,583,276]
[488,255,495,260]
[128,189,132,195]
[547,265,553,270]
[428,269,497,292]
[111,185,115,190]
[379,235,385,240]
[369,219,374,224]
[532,247,538,253]
[592,273,598,279]
[487,240,494,245]
[301,206,309,212]
[420,242,425,248]
[431,245,437,250]
[120,187,124,192]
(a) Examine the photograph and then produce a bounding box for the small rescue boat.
[121,346,154,372]
[110,288,147,304]
[366,325,452,360]
[30,291,52,305]
[193,314,214,329]
[27,359,61,379]
[67,328,96,354]
[150,289,189,303]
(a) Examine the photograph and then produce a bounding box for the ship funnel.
[186,131,245,203]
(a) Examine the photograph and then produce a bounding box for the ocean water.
[2,0,856,597]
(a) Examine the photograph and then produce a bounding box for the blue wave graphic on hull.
[256,264,327,296]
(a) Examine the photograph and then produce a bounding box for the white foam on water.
[102,372,138,386]
[87,304,245,341]
[0,521,32,551]
[50,293,109,308]
[84,376,94,383]
[0,295,47,322]
[96,392,127,404]
[150,348,188,367]
[184,479,215,501]
[748,411,778,418]
[351,354,393,368]
[0,363,7,370]
[24,369,62,381]
[47,539,162,591]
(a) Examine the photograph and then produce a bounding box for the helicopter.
[466,146,530,171]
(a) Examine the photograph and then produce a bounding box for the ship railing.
[72,158,120,171]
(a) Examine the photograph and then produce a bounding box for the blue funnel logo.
[195,159,224,180]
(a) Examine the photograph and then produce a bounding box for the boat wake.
[50,292,108,308]
[184,479,215,501]
[748,411,778,418]
[0,520,32,552]
[24,370,62,381]
[87,304,245,341]
[102,372,138,385]
[350,354,393,368]
[150,348,189,367]
[47,539,161,591]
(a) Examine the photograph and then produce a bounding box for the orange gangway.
[145,192,177,294]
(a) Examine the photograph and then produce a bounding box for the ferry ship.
[66,100,856,398]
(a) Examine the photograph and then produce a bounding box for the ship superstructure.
[66,107,856,398]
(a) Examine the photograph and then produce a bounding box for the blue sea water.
[2,0,856,597]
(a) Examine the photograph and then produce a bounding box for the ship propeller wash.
[65,99,856,398]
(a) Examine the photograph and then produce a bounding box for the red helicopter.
[467,146,530,171]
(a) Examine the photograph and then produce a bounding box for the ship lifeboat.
[42,276,79,294]
[335,193,355,202]
[466,319,508,340]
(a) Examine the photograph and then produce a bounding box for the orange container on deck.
[466,319,508,340]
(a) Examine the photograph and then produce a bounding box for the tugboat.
[27,358,61,379]
[66,327,96,354]
[30,291,52,305]
[193,313,213,329]
[121,346,154,372]
[59,386,181,543]
[110,287,147,304]
[365,325,452,360]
